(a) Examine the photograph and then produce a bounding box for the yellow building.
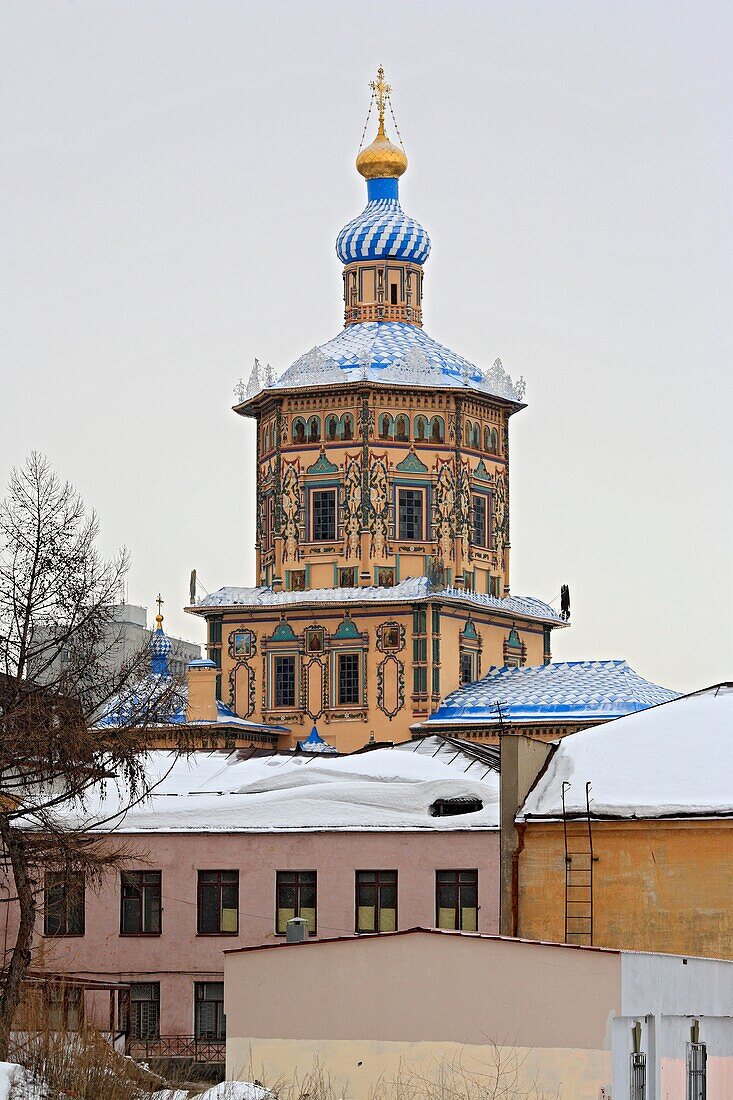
[187,69,567,751]
[503,685,733,960]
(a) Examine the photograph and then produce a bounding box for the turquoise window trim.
[305,563,311,588]
[332,562,339,586]
[394,554,400,583]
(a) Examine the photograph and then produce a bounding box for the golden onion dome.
[356,119,408,180]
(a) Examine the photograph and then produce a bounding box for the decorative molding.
[377,654,405,720]
[333,615,362,640]
[396,451,428,474]
[307,452,339,475]
[474,459,491,482]
[271,620,297,641]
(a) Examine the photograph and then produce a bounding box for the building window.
[398,488,424,541]
[207,616,222,668]
[376,567,394,587]
[389,283,398,305]
[630,1052,646,1100]
[436,870,478,931]
[195,982,226,1041]
[274,655,297,708]
[44,871,85,937]
[413,606,428,695]
[471,493,489,548]
[197,871,239,935]
[46,984,83,1031]
[312,489,337,541]
[276,871,316,935]
[687,1043,706,1100]
[356,871,397,933]
[127,983,160,1040]
[336,652,360,705]
[460,651,475,685]
[120,871,162,935]
[339,566,356,587]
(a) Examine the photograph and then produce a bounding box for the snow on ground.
[46,739,500,833]
[194,1085,273,1100]
[0,1063,46,1100]
[519,685,733,820]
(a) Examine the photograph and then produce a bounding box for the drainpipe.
[511,822,526,938]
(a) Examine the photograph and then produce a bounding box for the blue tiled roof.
[429,660,679,725]
[297,725,338,754]
[336,197,430,265]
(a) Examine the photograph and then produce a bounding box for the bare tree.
[0,453,180,1058]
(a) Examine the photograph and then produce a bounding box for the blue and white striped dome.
[336,178,431,266]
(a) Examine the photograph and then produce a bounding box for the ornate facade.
[188,68,566,751]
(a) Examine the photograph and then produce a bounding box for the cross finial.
[155,593,164,625]
[369,65,392,133]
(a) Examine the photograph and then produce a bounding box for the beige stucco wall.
[228,1038,611,1100]
[224,930,620,1099]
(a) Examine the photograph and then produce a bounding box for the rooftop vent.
[430,797,484,818]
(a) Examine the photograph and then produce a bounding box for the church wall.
[209,603,546,752]
[516,819,733,960]
[252,386,514,600]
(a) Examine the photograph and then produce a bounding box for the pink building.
[27,737,499,1048]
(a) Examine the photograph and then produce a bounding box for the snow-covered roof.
[519,685,733,821]
[430,660,678,725]
[62,736,500,834]
[188,577,565,627]
[256,324,526,403]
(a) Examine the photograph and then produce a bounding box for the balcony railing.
[127,1034,225,1063]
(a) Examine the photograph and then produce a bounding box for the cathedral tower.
[188,69,566,751]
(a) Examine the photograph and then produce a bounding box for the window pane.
[338,653,360,705]
[398,489,424,540]
[357,905,376,932]
[313,491,336,541]
[275,656,296,707]
[199,885,218,933]
[122,898,140,934]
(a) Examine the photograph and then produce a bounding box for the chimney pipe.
[186,658,218,724]
[286,917,309,944]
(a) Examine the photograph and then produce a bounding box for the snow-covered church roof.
[429,660,678,726]
[61,736,501,834]
[189,576,565,627]
[256,327,526,402]
[519,685,732,821]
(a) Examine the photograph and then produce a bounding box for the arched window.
[308,416,320,443]
[378,413,394,440]
[484,426,491,452]
[395,415,409,441]
[430,416,445,444]
[414,415,428,442]
[491,428,499,453]
[465,419,472,446]
[326,416,338,442]
[292,418,306,444]
[473,425,480,449]
[341,413,354,441]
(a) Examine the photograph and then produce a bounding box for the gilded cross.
[156,593,164,617]
[369,65,392,130]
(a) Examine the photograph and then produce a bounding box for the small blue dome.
[149,614,172,677]
[336,178,431,266]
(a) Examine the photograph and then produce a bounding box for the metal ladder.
[562,781,596,945]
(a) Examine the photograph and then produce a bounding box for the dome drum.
[343,259,423,327]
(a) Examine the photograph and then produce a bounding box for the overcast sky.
[2,1,731,693]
